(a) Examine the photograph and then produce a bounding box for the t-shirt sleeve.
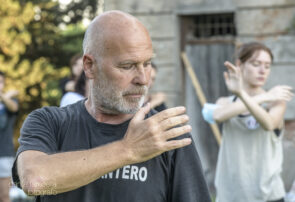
[168,134,212,202]
[12,108,59,188]
[154,103,167,112]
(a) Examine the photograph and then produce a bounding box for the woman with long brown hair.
[207,42,293,202]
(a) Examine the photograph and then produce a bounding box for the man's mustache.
[123,86,148,96]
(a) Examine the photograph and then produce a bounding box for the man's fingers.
[160,115,189,131]
[149,106,186,122]
[163,125,192,140]
[164,138,192,151]
[131,103,151,123]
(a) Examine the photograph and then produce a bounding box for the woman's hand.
[223,61,243,95]
[263,85,294,102]
[4,90,19,98]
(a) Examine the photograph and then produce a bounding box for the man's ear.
[83,54,96,79]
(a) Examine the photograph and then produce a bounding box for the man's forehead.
[87,11,153,63]
[93,11,145,36]
[101,30,153,55]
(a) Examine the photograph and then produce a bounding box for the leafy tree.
[0,0,69,146]
[19,0,97,67]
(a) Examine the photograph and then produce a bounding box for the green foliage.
[0,0,91,147]
[19,0,94,67]
[0,0,98,147]
[60,23,85,56]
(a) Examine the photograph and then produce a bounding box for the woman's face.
[240,50,272,88]
[72,58,83,78]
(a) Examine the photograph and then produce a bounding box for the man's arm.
[18,141,136,195]
[17,104,192,195]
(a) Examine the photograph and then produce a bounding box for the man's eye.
[144,61,151,67]
[121,65,134,70]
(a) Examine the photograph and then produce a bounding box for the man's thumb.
[132,103,151,123]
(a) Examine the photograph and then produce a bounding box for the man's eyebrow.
[118,61,135,65]
[118,53,156,66]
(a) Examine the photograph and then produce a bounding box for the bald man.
[12,11,211,202]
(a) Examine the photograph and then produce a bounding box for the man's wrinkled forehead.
[96,14,152,52]
[95,12,150,39]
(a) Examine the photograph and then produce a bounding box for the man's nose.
[133,65,149,85]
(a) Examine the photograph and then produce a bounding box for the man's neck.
[85,99,134,124]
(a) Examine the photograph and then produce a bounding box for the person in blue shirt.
[0,71,19,202]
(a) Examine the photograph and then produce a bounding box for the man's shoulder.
[30,101,82,121]
[32,105,63,117]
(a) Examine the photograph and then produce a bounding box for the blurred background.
[1,0,295,200]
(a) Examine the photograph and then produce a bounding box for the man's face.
[0,75,4,93]
[91,31,153,114]
[148,67,156,88]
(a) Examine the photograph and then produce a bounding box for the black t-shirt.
[154,102,167,112]
[12,99,211,202]
[0,100,17,157]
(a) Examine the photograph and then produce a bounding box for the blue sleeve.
[202,103,218,124]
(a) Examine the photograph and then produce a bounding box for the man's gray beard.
[91,77,148,114]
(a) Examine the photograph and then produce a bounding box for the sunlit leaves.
[0,0,70,146]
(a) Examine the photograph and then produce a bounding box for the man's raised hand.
[122,103,192,164]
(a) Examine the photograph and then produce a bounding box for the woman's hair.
[69,53,83,80]
[236,42,273,63]
[74,71,87,96]
[70,53,83,68]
